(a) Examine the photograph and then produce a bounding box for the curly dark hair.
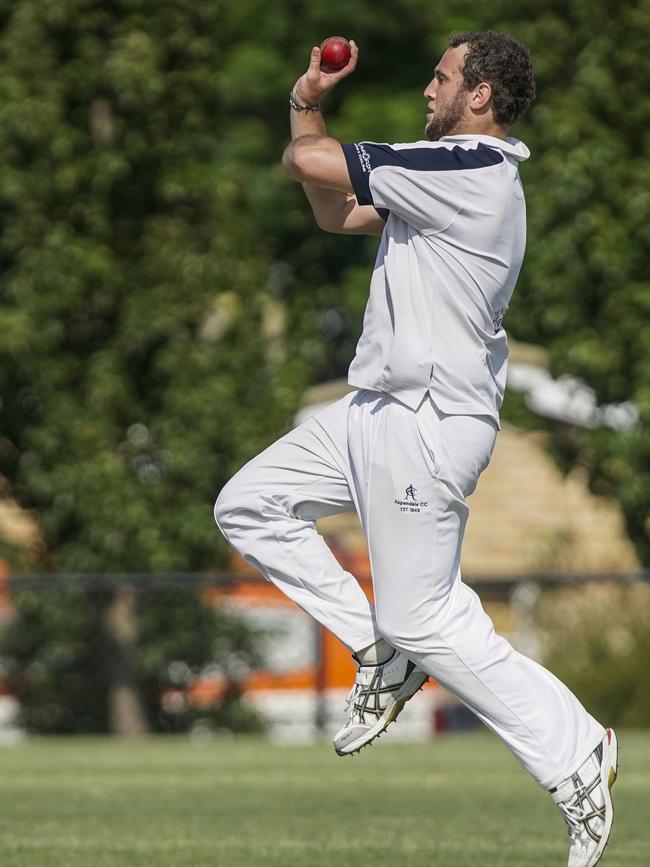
[448,31,536,127]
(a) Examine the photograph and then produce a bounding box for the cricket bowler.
[215,31,618,866]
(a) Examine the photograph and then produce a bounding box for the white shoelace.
[559,801,590,842]
[558,787,604,844]
[343,684,356,714]
[343,670,383,723]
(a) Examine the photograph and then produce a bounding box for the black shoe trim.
[352,650,397,668]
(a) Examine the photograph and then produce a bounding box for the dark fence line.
[5,572,244,590]
[5,569,650,602]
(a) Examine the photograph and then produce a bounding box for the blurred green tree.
[0,0,648,730]
[537,581,650,726]
[0,581,264,734]
[0,0,314,733]
[0,0,311,573]
[463,0,650,564]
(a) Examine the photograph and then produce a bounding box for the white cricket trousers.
[215,390,604,789]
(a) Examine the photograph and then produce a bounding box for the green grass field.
[0,730,648,866]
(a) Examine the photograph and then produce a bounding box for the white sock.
[353,638,394,666]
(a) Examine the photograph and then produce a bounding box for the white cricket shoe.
[333,651,428,756]
[551,728,618,867]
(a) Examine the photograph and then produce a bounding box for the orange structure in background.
[204,554,359,694]
[201,546,437,707]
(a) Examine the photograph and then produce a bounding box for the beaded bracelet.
[289,91,321,112]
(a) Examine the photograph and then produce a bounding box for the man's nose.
[423,79,437,99]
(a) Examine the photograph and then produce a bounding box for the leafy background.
[0,0,648,570]
[0,0,648,730]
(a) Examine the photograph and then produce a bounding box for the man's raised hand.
[293,40,358,106]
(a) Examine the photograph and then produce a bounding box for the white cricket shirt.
[341,134,530,424]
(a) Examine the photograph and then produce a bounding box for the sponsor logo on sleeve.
[355,143,373,174]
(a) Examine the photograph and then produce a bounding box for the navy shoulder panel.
[342,141,503,206]
[371,142,504,172]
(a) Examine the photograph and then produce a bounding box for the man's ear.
[471,81,493,112]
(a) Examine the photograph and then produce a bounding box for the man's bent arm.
[282,44,385,236]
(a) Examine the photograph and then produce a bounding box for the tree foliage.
[499,0,650,563]
[0,582,263,734]
[0,0,648,733]
[0,0,310,573]
[0,2,648,566]
[538,582,650,726]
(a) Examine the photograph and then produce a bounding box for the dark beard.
[425,87,467,141]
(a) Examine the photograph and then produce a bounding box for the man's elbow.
[282,137,323,182]
[282,146,310,182]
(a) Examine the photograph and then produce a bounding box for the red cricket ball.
[320,36,352,72]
